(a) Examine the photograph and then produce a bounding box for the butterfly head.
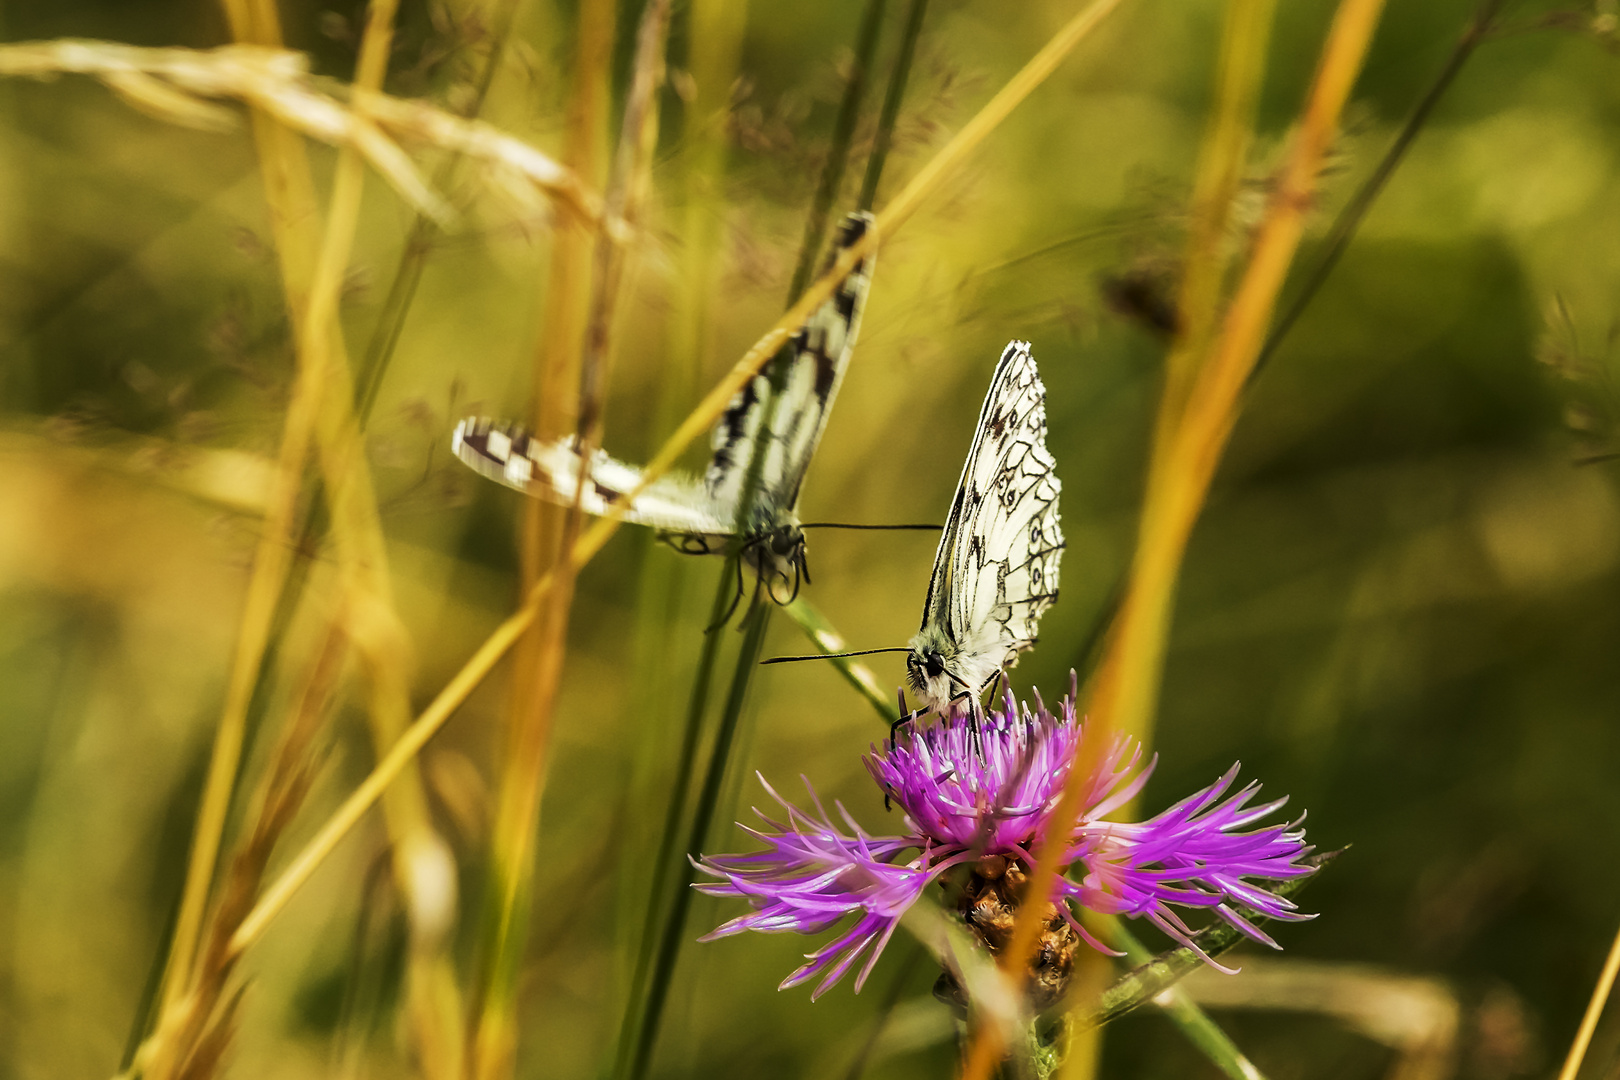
[741,520,809,604]
[905,630,965,717]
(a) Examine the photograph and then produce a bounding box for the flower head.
[696,688,1316,1002]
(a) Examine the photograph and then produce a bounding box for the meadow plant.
[7,1,1620,1079]
[698,685,1314,1003]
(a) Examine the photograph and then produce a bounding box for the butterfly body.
[451,212,874,600]
[906,340,1063,716]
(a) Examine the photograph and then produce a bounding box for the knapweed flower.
[695,687,1315,1004]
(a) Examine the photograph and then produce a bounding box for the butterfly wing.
[910,341,1063,707]
[452,418,732,538]
[705,211,876,516]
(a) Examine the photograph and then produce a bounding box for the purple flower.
[695,687,1315,1001]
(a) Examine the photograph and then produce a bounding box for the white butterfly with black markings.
[452,211,876,602]
[904,340,1063,714]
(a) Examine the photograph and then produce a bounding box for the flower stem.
[1103,920,1268,1080]
[628,599,774,1080]
[782,598,894,723]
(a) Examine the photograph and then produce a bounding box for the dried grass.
[0,39,611,232]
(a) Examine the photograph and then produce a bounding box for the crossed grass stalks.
[0,0,1134,1074]
[15,1,1620,1079]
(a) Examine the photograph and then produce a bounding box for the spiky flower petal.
[696,689,1316,999]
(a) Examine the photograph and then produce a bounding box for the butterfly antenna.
[798,522,943,530]
[761,647,913,665]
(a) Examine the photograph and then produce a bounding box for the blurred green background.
[3,0,1620,1077]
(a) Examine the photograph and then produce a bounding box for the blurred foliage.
[3,0,1620,1078]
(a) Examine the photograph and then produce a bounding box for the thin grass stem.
[790,0,887,303]
[149,0,343,1035]
[150,6,473,1076]
[614,5,890,1066]
[1151,0,1277,446]
[1103,920,1268,1080]
[619,5,898,1064]
[1254,0,1507,376]
[612,558,742,1080]
[859,0,928,213]
[628,598,774,1080]
[1557,917,1620,1080]
[613,0,747,1067]
[352,0,523,426]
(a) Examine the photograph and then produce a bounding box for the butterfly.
[451,211,876,604]
[904,340,1063,715]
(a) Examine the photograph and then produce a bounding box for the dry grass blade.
[132,623,348,1080]
[0,39,611,229]
[1556,918,1620,1080]
[225,0,1130,956]
[225,0,469,1073]
[958,1,1387,1077]
[146,1,469,1076]
[149,102,333,1054]
[1152,0,1277,441]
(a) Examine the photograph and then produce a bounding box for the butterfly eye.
[771,526,801,556]
[925,652,946,679]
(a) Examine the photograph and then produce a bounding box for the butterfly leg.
[706,548,749,633]
[886,690,929,811]
[949,690,982,758]
[765,550,802,607]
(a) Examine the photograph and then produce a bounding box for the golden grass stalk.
[958,1,1388,1077]
[226,0,1130,956]
[228,0,469,1072]
[1556,918,1620,1080]
[139,1,469,1075]
[150,71,332,1054]
[0,39,611,231]
[471,2,671,1075]
[1151,0,1278,443]
[492,0,611,1036]
[132,622,349,1080]
[499,0,612,904]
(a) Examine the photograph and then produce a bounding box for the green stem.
[1253,0,1504,376]
[788,0,888,303]
[858,0,928,212]
[616,5,894,1070]
[628,599,774,1080]
[610,555,738,1080]
[1105,920,1268,1080]
[781,598,894,724]
[1068,850,1337,1031]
